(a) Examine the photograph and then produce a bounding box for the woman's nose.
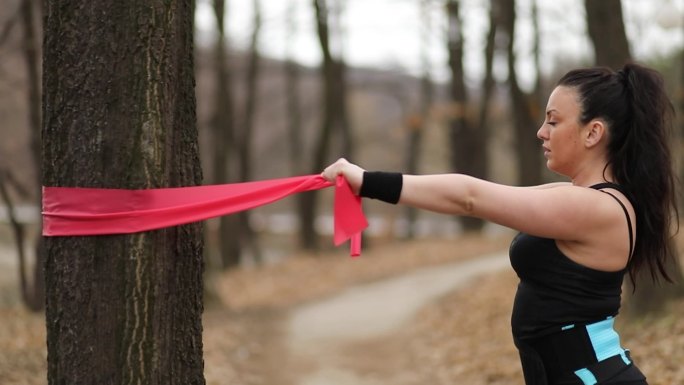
[537,124,547,140]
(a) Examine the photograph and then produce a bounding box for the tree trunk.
[0,170,30,309]
[42,1,205,384]
[19,0,44,311]
[285,0,311,249]
[584,0,631,69]
[530,0,544,106]
[237,0,263,264]
[300,0,337,250]
[211,0,241,269]
[285,0,304,176]
[680,20,684,210]
[501,0,542,186]
[403,0,432,239]
[475,0,498,179]
[447,0,486,232]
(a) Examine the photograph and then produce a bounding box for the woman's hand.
[321,158,365,194]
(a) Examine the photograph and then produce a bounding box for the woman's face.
[537,86,586,177]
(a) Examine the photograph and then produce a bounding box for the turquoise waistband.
[570,317,631,385]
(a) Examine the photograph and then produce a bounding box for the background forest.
[1,0,683,384]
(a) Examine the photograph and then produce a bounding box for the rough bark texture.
[42,1,205,384]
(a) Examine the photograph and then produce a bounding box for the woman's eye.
[547,121,557,126]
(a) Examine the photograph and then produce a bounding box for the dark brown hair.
[557,63,679,286]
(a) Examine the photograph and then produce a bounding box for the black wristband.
[359,171,403,204]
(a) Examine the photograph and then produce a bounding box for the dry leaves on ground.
[2,232,684,385]
[214,235,512,311]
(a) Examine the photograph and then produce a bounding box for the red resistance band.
[42,175,368,256]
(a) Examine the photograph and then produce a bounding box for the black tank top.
[509,183,634,340]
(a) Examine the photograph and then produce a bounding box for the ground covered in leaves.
[1,233,683,384]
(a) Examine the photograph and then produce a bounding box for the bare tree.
[300,0,351,250]
[0,169,33,309]
[500,0,542,186]
[211,0,241,269]
[530,0,545,106]
[403,0,433,239]
[236,0,263,263]
[447,0,487,232]
[584,0,631,69]
[43,1,205,383]
[17,0,44,311]
[474,0,499,186]
[284,0,305,176]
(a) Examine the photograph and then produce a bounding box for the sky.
[194,0,684,90]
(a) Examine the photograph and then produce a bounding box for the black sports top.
[509,183,634,340]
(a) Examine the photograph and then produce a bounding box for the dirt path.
[277,252,510,385]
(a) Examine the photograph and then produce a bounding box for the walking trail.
[275,251,510,385]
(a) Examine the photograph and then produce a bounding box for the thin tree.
[42,1,205,383]
[211,0,241,269]
[680,14,684,210]
[284,0,305,176]
[236,0,263,263]
[584,0,631,70]
[404,0,434,239]
[530,0,545,108]
[19,0,44,311]
[447,0,487,232]
[330,0,353,157]
[500,0,542,186]
[300,0,350,250]
[0,169,34,309]
[474,0,498,186]
[0,0,46,311]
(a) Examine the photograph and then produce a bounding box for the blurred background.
[1,1,684,384]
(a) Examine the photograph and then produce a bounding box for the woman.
[321,63,678,385]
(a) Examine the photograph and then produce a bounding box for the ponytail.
[558,63,679,286]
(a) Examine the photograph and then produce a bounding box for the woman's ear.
[584,119,606,148]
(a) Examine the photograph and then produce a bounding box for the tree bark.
[584,0,631,69]
[42,1,205,384]
[447,0,486,232]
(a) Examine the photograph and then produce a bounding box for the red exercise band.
[42,175,367,256]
